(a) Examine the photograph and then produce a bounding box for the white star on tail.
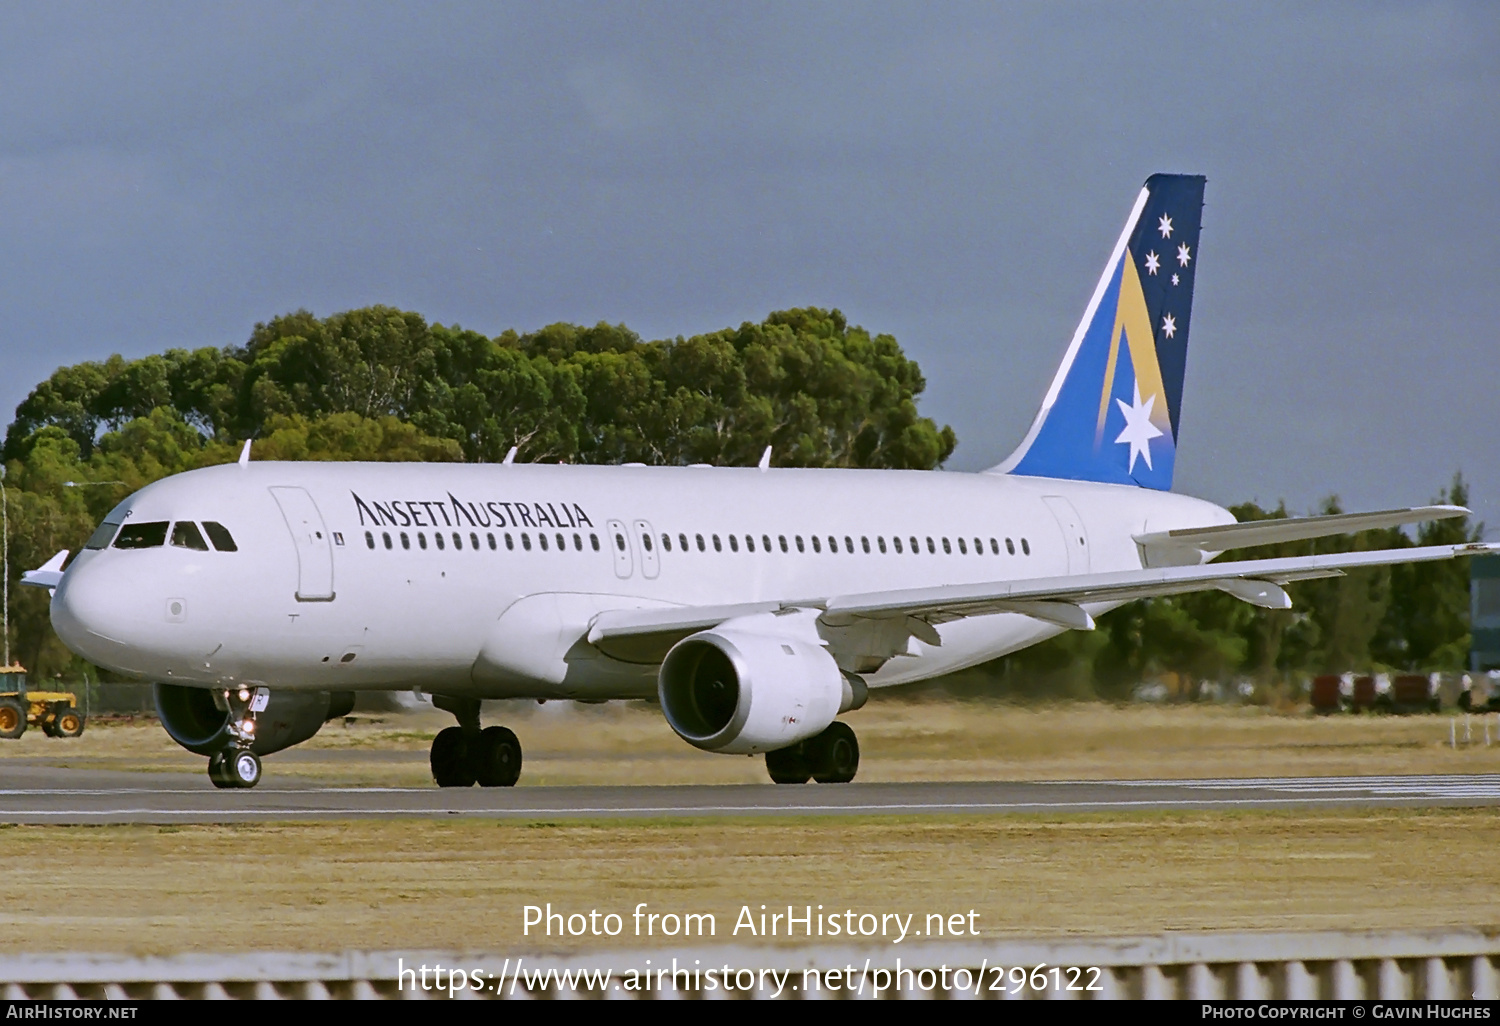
[1177,243,1191,267]
[1144,251,1160,274]
[1158,215,1173,238]
[1161,313,1177,338]
[1115,382,1164,474]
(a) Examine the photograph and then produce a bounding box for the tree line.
[0,304,1478,694]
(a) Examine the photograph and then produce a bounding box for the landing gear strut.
[207,686,266,789]
[766,721,859,784]
[430,696,522,787]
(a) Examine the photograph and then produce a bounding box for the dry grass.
[3,698,1498,786]
[2,809,1498,954]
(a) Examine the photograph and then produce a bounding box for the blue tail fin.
[996,173,1206,490]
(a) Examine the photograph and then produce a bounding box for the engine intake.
[154,684,353,756]
[659,627,847,754]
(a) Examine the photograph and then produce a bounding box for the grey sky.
[2,3,1496,532]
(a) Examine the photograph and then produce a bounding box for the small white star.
[1144,251,1160,274]
[1177,243,1191,267]
[1161,313,1177,338]
[1158,214,1173,238]
[1171,273,1179,286]
[1115,382,1164,474]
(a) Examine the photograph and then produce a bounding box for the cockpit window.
[84,519,123,550]
[203,522,238,552]
[170,521,210,551]
[113,522,169,549]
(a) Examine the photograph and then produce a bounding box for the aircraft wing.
[822,541,1497,630]
[1133,505,1468,566]
[586,541,1498,659]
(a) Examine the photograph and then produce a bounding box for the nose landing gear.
[430,696,522,787]
[207,686,267,789]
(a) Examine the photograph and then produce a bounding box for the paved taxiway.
[1,765,1498,823]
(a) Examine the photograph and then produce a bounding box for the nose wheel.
[208,748,262,789]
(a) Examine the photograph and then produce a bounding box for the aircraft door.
[269,486,336,601]
[605,519,634,579]
[633,520,660,579]
[1042,495,1091,574]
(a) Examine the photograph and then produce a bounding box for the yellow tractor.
[0,665,86,740]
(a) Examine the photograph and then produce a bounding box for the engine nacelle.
[659,628,850,754]
[154,684,354,756]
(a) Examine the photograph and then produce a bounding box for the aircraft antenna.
[758,446,772,472]
[237,440,252,466]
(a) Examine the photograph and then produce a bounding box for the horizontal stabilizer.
[1135,505,1470,567]
[20,550,69,591]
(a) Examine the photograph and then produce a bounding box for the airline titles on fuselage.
[352,492,595,532]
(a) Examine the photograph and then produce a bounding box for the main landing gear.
[430,695,522,787]
[765,721,859,784]
[208,686,265,789]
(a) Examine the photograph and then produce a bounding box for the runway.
[2,765,1499,823]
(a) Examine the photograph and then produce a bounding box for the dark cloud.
[1,3,1496,528]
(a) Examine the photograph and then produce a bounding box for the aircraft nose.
[51,555,148,672]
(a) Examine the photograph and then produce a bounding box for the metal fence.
[3,929,1498,999]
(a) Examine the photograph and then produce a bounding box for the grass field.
[2,697,1498,785]
[4,700,1498,954]
[2,809,1497,954]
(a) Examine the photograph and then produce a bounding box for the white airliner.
[23,173,1493,789]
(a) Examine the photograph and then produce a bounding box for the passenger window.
[382,532,393,550]
[744,535,754,553]
[696,534,706,552]
[1006,537,1015,555]
[85,519,123,550]
[729,535,739,552]
[779,535,788,553]
[615,533,627,551]
[795,536,804,552]
[990,538,1000,555]
[505,533,515,551]
[170,522,209,551]
[911,536,920,554]
[113,522,169,549]
[763,535,772,552]
[401,532,411,550]
[712,535,722,552]
[488,533,497,550]
[974,537,983,556]
[644,534,654,552]
[942,537,952,554]
[419,533,428,549]
[555,533,565,551]
[471,532,480,550]
[958,538,967,555]
[661,534,671,552]
[1022,538,1031,555]
[679,534,689,552]
[811,536,821,553]
[926,537,935,554]
[877,537,886,554]
[453,533,463,550]
[574,534,583,551]
[590,533,600,551]
[436,533,446,550]
[861,536,871,554]
[365,531,375,550]
[539,533,549,551]
[829,536,839,553]
[521,533,531,551]
[893,537,903,554]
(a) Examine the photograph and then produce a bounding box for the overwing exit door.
[270,486,335,601]
[1042,495,1091,574]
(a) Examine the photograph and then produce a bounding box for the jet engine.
[658,627,864,754]
[154,684,354,756]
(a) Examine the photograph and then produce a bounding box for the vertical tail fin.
[995,173,1206,490]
